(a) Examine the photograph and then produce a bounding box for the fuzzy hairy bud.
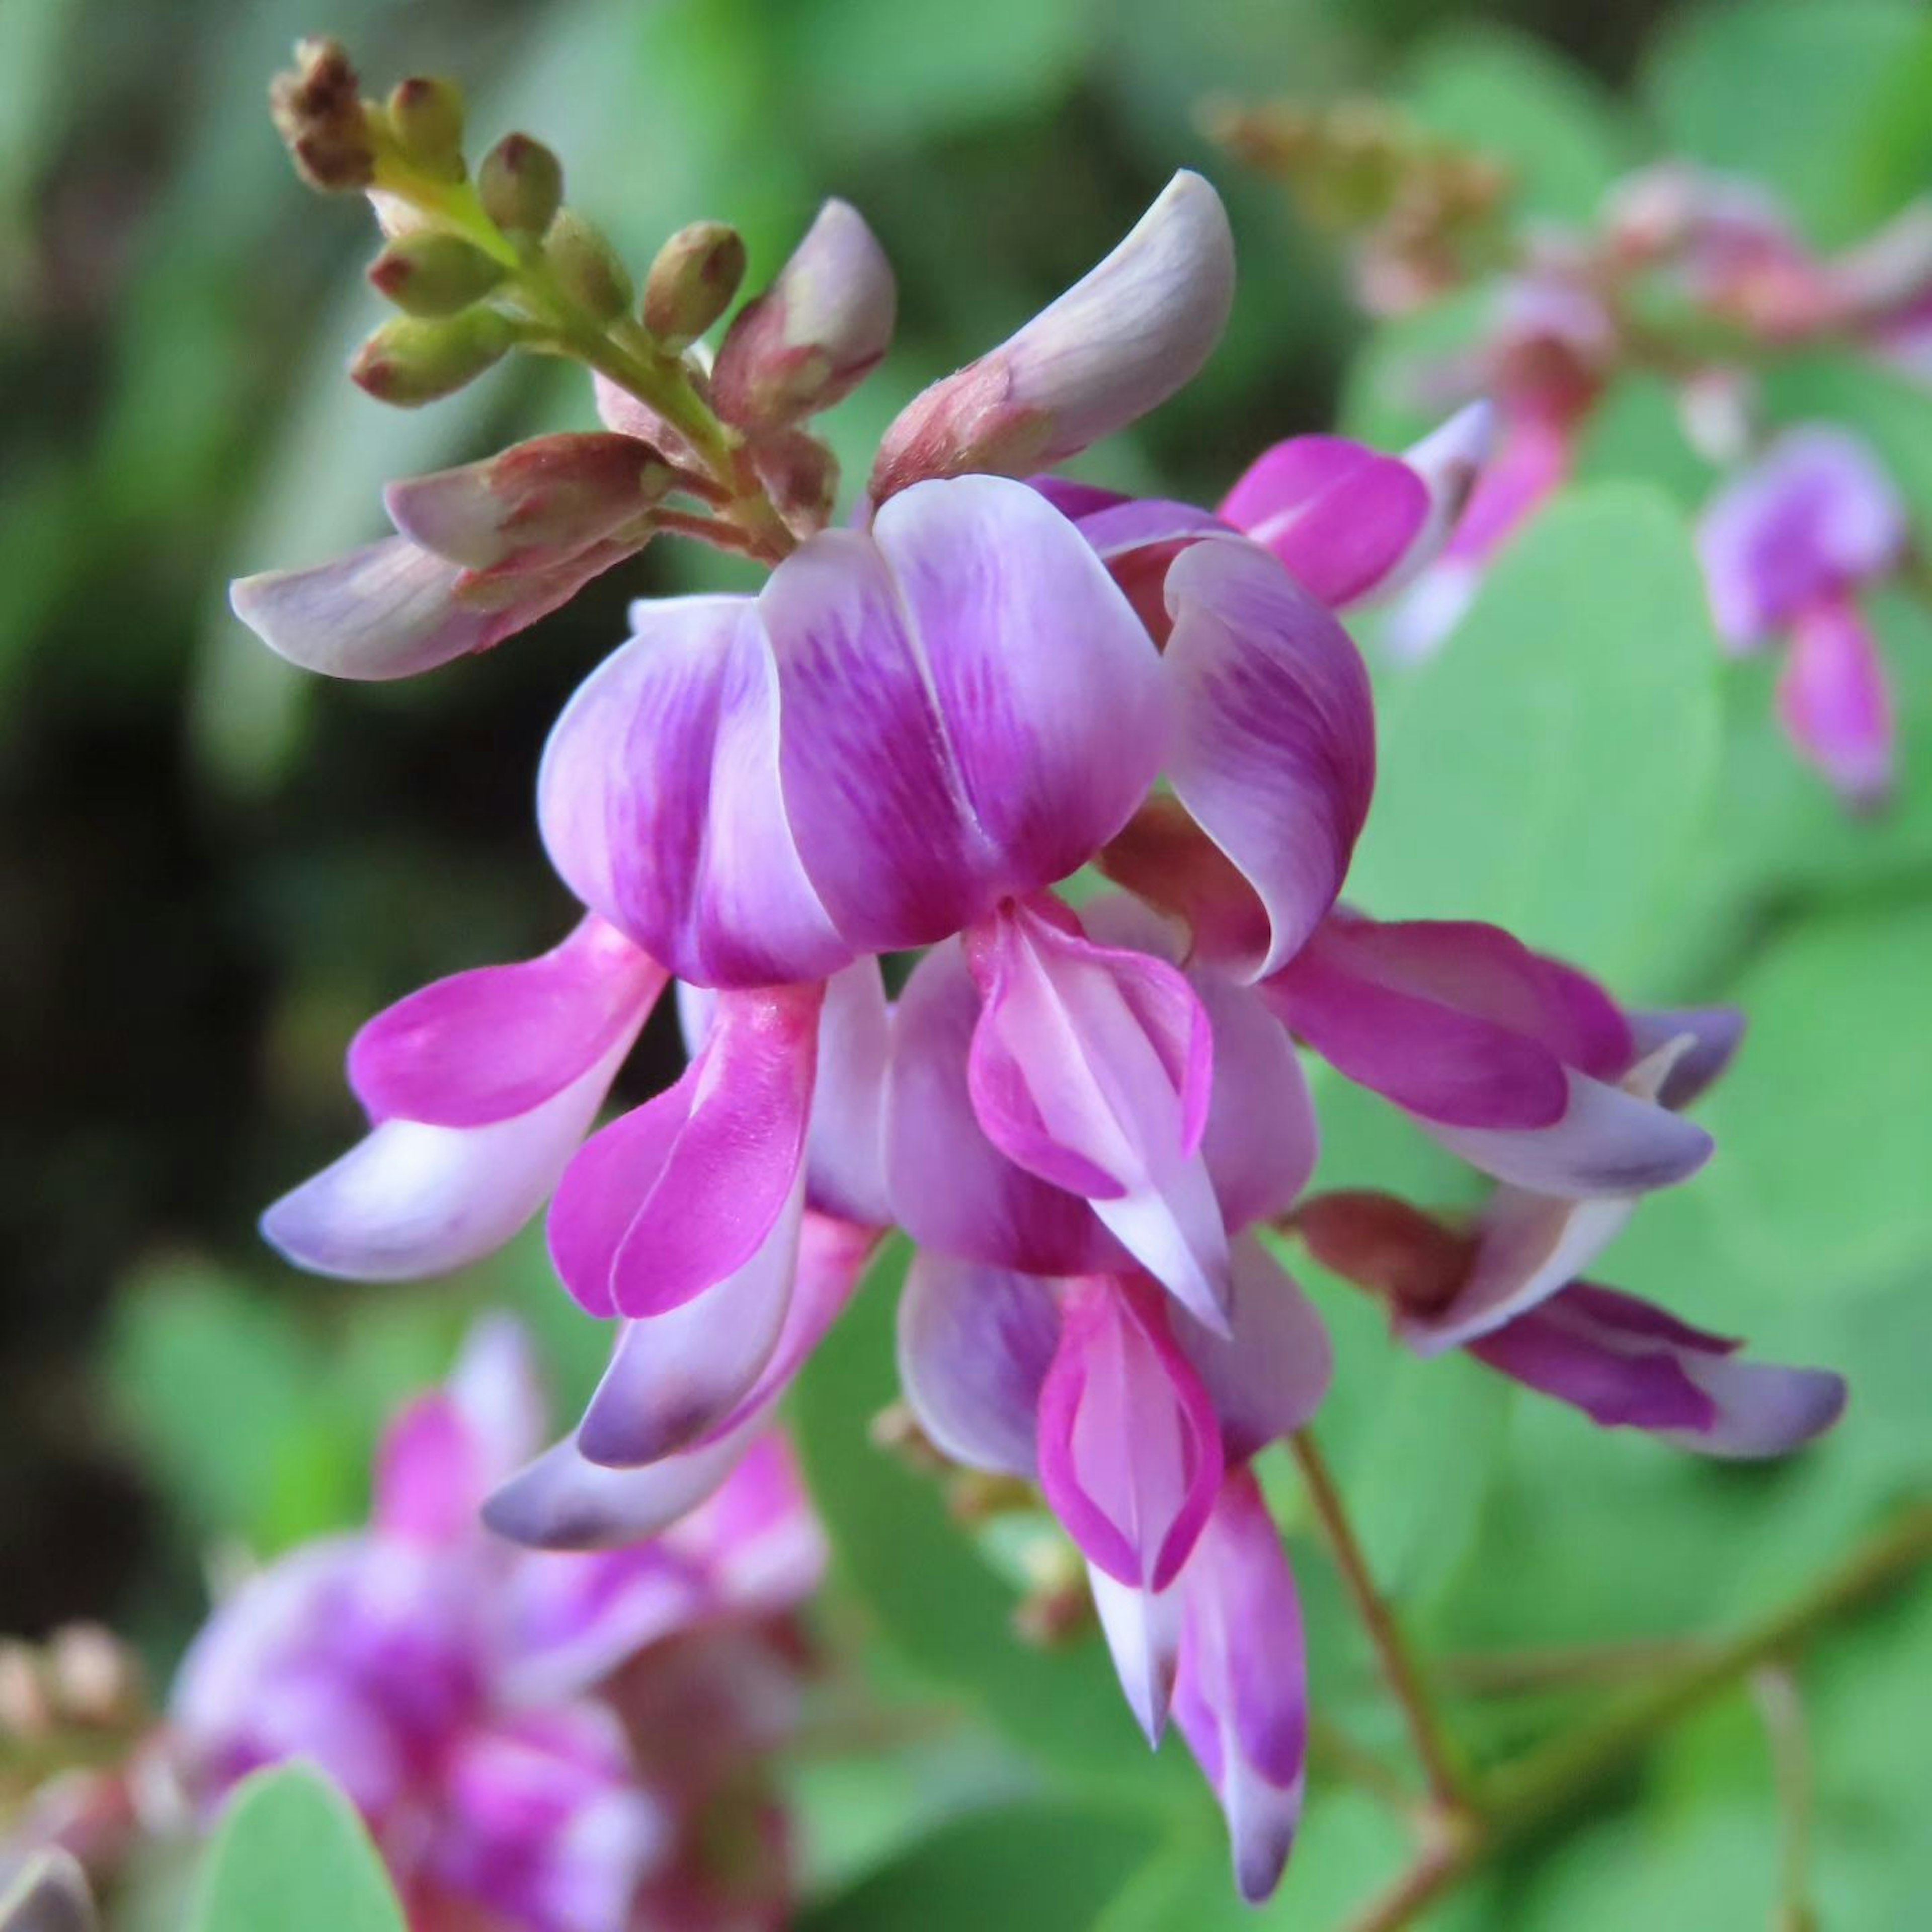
[368,231,507,316]
[269,37,376,192]
[643,220,748,349]
[351,308,518,406]
[478,133,564,236]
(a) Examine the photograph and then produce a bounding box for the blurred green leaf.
[1349,484,1724,984]
[796,1801,1153,1932]
[1643,0,1932,244]
[191,1764,404,1932]
[1573,373,1717,510]
[789,1241,1194,1805]
[1404,27,1633,224]
[1339,288,1490,451]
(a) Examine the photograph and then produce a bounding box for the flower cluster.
[171,1322,820,1932]
[240,52,1844,1903]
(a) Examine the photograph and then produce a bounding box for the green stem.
[1290,1430,1473,1816]
[1751,1665,1817,1932]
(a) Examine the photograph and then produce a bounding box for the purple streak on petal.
[884,941,1122,1276]
[968,902,1229,1328]
[766,476,1165,951]
[1420,1067,1714,1197]
[1163,539,1375,979]
[1465,1297,1715,1430]
[1218,435,1430,608]
[1089,1565,1183,1745]
[1698,426,1907,645]
[1176,1235,1332,1463]
[549,984,822,1319]
[1029,476,1132,519]
[1560,1281,1739,1351]
[1624,1006,1745,1109]
[808,959,893,1226]
[482,1423,760,1553]
[1777,593,1895,808]
[1172,1469,1307,1906]
[576,1177,804,1467]
[263,1031,634,1281]
[349,916,665,1128]
[537,596,849,989]
[1074,497,1230,559]
[1037,1275,1225,1590]
[896,1251,1061,1476]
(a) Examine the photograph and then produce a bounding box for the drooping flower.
[1697,425,1908,806]
[172,1321,822,1932]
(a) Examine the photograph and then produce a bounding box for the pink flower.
[172,1322,823,1932]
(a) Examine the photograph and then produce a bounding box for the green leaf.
[1348,483,1725,985]
[788,1242,1194,1805]
[1643,0,1932,244]
[191,1765,405,1932]
[1338,288,1491,452]
[1403,27,1633,224]
[1701,903,1932,1299]
[1572,373,1718,510]
[795,1802,1153,1932]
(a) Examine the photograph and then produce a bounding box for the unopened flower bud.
[478,132,563,236]
[870,171,1233,501]
[749,428,840,538]
[269,37,376,192]
[710,199,896,430]
[351,308,518,406]
[544,209,633,321]
[643,220,748,348]
[1292,1190,1473,1320]
[384,75,466,181]
[368,231,507,316]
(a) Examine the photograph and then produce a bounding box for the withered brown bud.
[269,37,376,192]
[1291,1189,1474,1320]
[479,133,564,236]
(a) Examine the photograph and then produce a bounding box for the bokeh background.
[5,0,1932,1925]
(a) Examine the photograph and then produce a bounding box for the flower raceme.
[243,156,1845,1903]
[171,1322,823,1932]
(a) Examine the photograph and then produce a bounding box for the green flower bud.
[368,232,508,316]
[642,221,747,348]
[269,37,376,192]
[544,210,633,323]
[385,76,466,181]
[350,309,518,406]
[478,133,564,236]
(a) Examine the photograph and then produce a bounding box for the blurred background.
[5,0,1932,1925]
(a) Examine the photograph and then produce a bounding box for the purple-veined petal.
[575,1177,805,1468]
[1162,539,1375,979]
[1218,435,1430,609]
[1089,1565,1184,1746]
[482,1422,761,1553]
[1172,1469,1307,1906]
[808,959,893,1225]
[1778,592,1895,808]
[968,901,1229,1330]
[263,1031,634,1280]
[230,534,631,682]
[548,984,822,1318]
[884,940,1123,1276]
[1037,1275,1224,1591]
[764,475,1165,952]
[1176,1235,1332,1464]
[349,916,664,1127]
[538,596,849,988]
[870,172,1234,498]
[1697,426,1907,645]
[896,1252,1061,1476]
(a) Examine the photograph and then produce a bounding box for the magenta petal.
[1218,436,1430,608]
[264,1032,632,1281]
[550,985,821,1319]
[1089,1565,1183,1746]
[1163,540,1376,979]
[481,1423,760,1553]
[969,903,1229,1328]
[1173,1469,1307,1905]
[807,960,893,1226]
[1176,1235,1332,1464]
[349,916,664,1127]
[576,1179,803,1467]
[373,1394,479,1544]
[1778,593,1895,807]
[1037,1276,1225,1590]
[538,596,849,989]
[765,475,1165,952]
[896,1252,1061,1476]
[1074,497,1230,559]
[884,941,1122,1277]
